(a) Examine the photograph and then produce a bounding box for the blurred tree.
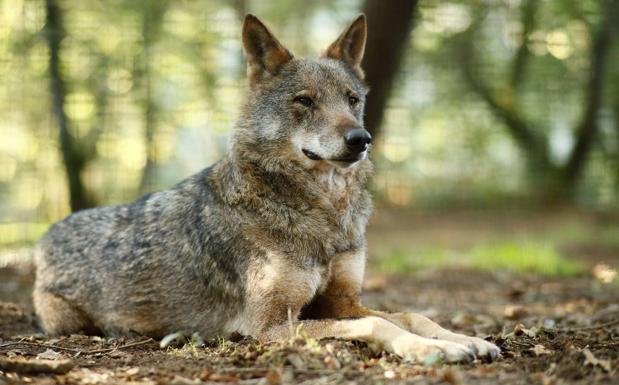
[44,0,93,211]
[562,0,618,194]
[612,65,619,192]
[232,0,248,78]
[362,0,418,138]
[135,0,168,193]
[456,0,619,202]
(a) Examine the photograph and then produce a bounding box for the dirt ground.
[1,261,618,385]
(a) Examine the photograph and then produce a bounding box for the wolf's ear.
[323,14,367,79]
[242,14,293,86]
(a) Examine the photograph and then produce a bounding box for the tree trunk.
[44,0,92,212]
[361,0,418,138]
[138,1,167,193]
[456,0,618,203]
[560,0,619,193]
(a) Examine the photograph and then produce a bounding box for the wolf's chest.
[299,254,332,295]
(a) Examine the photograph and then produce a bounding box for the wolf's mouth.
[302,149,323,161]
[303,149,367,164]
[332,152,366,163]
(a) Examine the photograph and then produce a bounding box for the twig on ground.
[0,338,154,354]
[0,337,27,349]
[507,340,532,348]
[217,367,339,376]
[219,367,270,373]
[556,318,619,333]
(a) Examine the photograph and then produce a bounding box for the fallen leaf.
[199,368,212,380]
[325,343,335,355]
[323,355,341,369]
[582,348,611,372]
[265,368,282,385]
[531,372,556,385]
[531,344,552,356]
[441,368,462,385]
[125,367,140,376]
[36,349,62,361]
[451,312,477,327]
[81,370,112,384]
[504,305,528,320]
[593,263,617,284]
[169,375,201,385]
[450,312,496,329]
[208,373,239,382]
[510,323,537,338]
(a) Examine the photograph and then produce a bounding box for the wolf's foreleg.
[259,316,475,363]
[244,253,474,363]
[302,250,500,360]
[364,310,501,360]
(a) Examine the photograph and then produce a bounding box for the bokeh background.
[0,0,617,282]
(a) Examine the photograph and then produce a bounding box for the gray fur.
[34,17,372,338]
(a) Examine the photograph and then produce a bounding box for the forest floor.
[0,209,618,385]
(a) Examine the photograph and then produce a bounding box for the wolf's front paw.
[443,334,501,360]
[390,334,475,364]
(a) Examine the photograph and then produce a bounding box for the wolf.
[34,14,500,363]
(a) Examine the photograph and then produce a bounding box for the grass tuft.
[470,242,584,276]
[375,241,585,277]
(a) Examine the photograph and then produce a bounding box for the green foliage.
[376,241,584,277]
[376,247,448,274]
[369,209,613,277]
[470,242,584,277]
[0,0,617,256]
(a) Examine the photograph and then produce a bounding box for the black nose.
[344,129,372,153]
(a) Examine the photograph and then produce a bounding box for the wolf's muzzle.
[344,128,372,154]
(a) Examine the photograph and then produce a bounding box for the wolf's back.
[34,165,248,336]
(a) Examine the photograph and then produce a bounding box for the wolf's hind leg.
[33,290,99,335]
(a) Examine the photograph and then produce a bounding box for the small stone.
[543,319,556,329]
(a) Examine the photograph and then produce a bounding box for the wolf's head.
[233,14,371,175]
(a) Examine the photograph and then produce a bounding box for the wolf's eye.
[294,96,314,108]
[348,95,359,106]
